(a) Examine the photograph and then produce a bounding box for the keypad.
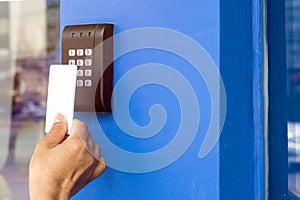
[85,69,92,76]
[77,70,83,77]
[85,80,92,87]
[77,49,84,56]
[77,80,83,87]
[68,59,75,65]
[85,49,92,56]
[76,59,84,66]
[67,48,93,88]
[68,49,76,56]
[85,59,92,66]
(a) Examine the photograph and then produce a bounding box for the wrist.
[29,182,70,200]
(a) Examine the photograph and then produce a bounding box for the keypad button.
[77,80,83,87]
[76,59,84,66]
[85,59,92,66]
[68,49,76,56]
[85,49,93,56]
[85,69,92,76]
[77,70,83,76]
[68,60,75,65]
[77,49,84,56]
[85,79,92,87]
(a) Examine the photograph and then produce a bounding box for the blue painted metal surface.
[219,0,265,199]
[61,1,220,199]
[266,0,288,199]
[252,1,264,199]
[60,0,266,199]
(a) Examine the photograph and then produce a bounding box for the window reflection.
[286,0,300,198]
[0,0,59,199]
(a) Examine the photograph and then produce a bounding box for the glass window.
[286,0,300,198]
[0,0,59,199]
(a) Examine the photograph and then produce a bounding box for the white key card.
[45,64,77,134]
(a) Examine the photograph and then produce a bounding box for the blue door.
[60,1,264,199]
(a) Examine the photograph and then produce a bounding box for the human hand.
[29,113,106,200]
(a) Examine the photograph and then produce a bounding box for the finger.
[93,144,100,160]
[91,157,106,180]
[87,134,94,152]
[70,119,89,142]
[69,119,90,153]
[44,113,68,148]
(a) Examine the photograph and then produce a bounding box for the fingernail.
[54,113,64,123]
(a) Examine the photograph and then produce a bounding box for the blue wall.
[61,1,220,199]
[61,0,265,199]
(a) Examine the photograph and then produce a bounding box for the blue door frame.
[266,0,288,199]
[220,0,265,199]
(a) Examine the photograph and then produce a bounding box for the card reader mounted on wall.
[62,24,114,112]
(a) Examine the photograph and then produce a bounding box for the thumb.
[44,113,68,148]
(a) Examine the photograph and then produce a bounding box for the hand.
[29,113,106,200]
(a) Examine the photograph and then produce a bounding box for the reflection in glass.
[0,0,60,199]
[286,0,300,198]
